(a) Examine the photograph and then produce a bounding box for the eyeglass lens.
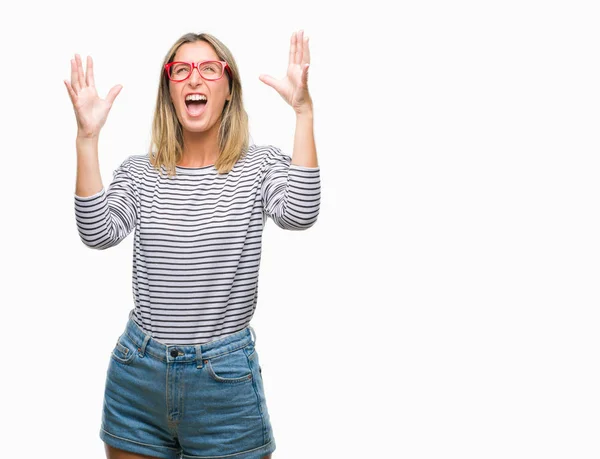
[169,62,223,81]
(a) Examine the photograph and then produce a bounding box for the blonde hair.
[148,32,249,177]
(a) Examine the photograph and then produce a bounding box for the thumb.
[106,84,123,106]
[259,74,281,92]
[64,80,76,106]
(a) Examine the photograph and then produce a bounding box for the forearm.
[291,110,318,168]
[75,135,104,197]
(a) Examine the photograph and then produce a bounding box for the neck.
[179,125,220,167]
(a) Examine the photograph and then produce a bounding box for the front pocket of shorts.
[110,334,136,365]
[206,347,253,384]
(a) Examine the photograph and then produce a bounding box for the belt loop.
[139,334,151,357]
[195,344,203,369]
[249,326,256,345]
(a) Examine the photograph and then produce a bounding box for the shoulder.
[112,154,151,188]
[120,153,158,175]
[246,144,291,167]
[122,154,150,170]
[114,154,146,171]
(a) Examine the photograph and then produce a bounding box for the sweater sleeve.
[260,146,321,230]
[74,156,138,249]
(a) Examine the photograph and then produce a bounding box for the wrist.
[295,107,314,119]
[77,129,100,141]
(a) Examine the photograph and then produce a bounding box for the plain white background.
[0,0,599,457]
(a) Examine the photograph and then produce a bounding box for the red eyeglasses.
[164,60,231,82]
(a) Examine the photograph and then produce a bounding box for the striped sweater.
[74,144,321,345]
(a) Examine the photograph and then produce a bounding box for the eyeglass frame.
[164,60,232,83]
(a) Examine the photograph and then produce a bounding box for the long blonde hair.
[148,32,249,177]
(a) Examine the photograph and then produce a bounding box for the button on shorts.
[100,310,276,459]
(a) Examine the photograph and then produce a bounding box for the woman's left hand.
[259,30,313,115]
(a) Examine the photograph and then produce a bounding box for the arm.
[74,157,138,249]
[259,30,321,229]
[291,110,317,168]
[75,136,104,197]
[66,53,129,249]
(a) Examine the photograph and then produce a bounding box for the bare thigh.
[105,444,272,459]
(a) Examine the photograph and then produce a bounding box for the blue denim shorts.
[100,310,276,459]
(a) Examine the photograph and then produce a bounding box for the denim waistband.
[123,309,256,368]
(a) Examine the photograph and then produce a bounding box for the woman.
[66,30,320,459]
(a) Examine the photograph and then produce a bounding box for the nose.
[188,67,204,86]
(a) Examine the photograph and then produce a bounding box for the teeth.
[185,94,207,101]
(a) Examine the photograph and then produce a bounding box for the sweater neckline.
[174,163,217,175]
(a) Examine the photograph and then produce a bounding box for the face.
[168,41,231,135]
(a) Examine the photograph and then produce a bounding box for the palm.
[73,86,112,133]
[259,30,313,114]
[280,62,309,109]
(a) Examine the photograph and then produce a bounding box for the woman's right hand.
[64,54,122,138]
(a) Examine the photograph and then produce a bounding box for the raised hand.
[64,54,122,138]
[259,30,313,115]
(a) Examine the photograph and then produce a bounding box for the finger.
[86,55,95,87]
[75,54,85,89]
[70,58,80,93]
[288,32,295,68]
[64,80,77,105]
[303,35,310,65]
[296,30,304,65]
[106,84,123,106]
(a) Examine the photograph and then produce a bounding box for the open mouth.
[185,95,208,117]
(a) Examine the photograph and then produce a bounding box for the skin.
[260,29,318,169]
[259,29,313,116]
[168,41,232,167]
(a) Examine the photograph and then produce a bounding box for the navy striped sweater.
[74,145,321,345]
